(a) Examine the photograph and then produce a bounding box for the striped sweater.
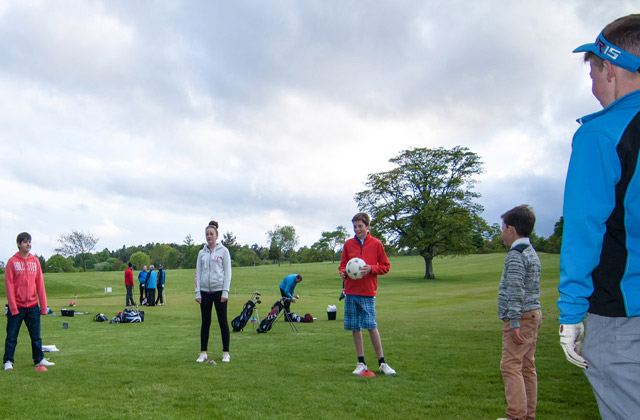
[498,238,541,328]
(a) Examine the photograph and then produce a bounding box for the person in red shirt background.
[124,262,135,306]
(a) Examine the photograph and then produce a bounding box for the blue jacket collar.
[578,89,640,125]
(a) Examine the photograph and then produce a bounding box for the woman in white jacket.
[195,220,232,363]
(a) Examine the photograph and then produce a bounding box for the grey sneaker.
[4,361,13,371]
[36,359,55,367]
[379,362,396,375]
[196,353,207,363]
[352,362,367,375]
[222,353,230,363]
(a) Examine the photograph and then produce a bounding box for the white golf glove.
[559,323,588,369]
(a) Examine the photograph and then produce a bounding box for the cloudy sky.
[0,1,637,261]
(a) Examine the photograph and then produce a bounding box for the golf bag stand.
[231,291,261,332]
[256,296,298,333]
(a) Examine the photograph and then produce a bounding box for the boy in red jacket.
[3,232,55,370]
[339,213,396,375]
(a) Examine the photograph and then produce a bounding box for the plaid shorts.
[344,295,377,331]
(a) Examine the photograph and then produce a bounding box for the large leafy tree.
[355,146,484,279]
[54,230,99,272]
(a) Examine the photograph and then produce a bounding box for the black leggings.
[200,291,229,352]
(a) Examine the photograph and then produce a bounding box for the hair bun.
[208,220,219,229]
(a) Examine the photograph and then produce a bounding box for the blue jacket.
[558,90,640,324]
[146,270,157,289]
[279,274,299,298]
[138,271,147,285]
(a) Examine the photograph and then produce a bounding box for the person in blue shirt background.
[145,265,157,306]
[138,265,147,305]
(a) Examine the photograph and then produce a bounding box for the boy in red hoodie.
[339,213,396,375]
[3,232,55,370]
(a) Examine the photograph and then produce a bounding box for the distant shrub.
[46,254,75,273]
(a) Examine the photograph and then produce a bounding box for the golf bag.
[284,312,302,322]
[231,291,261,332]
[256,298,286,333]
[94,313,108,322]
[110,307,145,324]
[256,295,299,333]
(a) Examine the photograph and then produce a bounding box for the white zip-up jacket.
[195,243,232,300]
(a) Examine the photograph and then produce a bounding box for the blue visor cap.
[573,31,640,72]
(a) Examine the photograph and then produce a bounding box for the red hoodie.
[339,233,390,297]
[5,252,47,316]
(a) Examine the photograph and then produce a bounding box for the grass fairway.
[0,254,599,419]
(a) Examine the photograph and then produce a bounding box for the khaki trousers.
[500,309,542,420]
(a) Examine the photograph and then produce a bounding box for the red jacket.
[124,267,134,286]
[5,252,47,315]
[339,233,390,297]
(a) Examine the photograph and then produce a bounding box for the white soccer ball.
[346,257,366,280]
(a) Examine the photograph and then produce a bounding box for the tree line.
[39,216,563,275]
[39,225,352,274]
[14,146,564,278]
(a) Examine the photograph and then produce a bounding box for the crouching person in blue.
[279,274,302,318]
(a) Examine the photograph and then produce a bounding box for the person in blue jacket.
[279,274,302,317]
[145,265,157,306]
[558,14,640,420]
[138,265,148,305]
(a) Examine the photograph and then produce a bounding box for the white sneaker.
[379,363,396,375]
[196,353,207,363]
[352,362,367,375]
[4,361,13,371]
[36,359,55,367]
[222,353,230,363]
